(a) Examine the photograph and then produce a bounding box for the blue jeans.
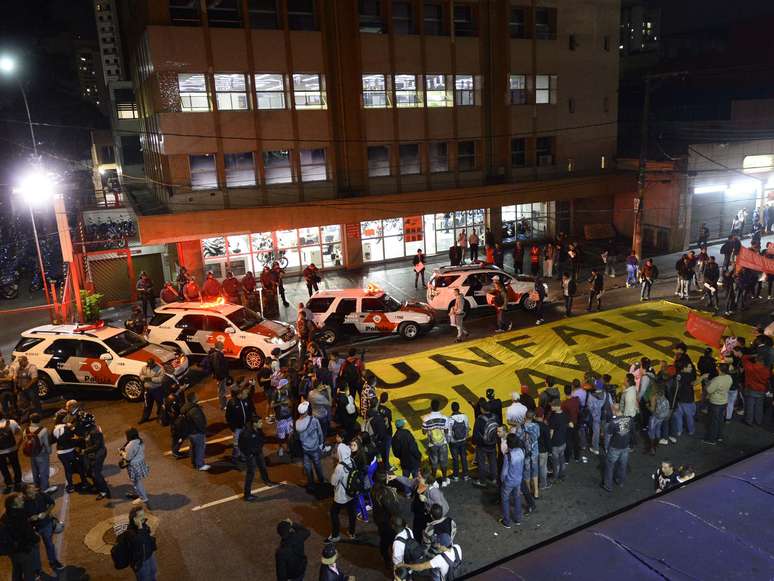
[231,428,243,460]
[31,453,50,491]
[131,476,148,502]
[744,391,764,425]
[427,444,448,481]
[449,441,468,478]
[135,554,158,581]
[550,444,566,479]
[538,452,548,487]
[726,389,738,420]
[671,402,696,436]
[380,435,392,465]
[57,451,77,487]
[626,265,637,286]
[500,482,523,525]
[603,447,629,489]
[302,449,325,486]
[37,519,58,567]
[189,432,206,468]
[590,419,602,452]
[648,416,667,440]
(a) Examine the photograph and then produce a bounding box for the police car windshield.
[227,307,262,331]
[384,295,401,312]
[104,330,148,356]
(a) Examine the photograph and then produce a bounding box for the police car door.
[41,339,81,384]
[359,296,397,333]
[173,314,209,355]
[204,315,240,357]
[76,340,119,387]
[469,274,491,306]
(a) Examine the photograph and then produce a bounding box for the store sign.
[346,224,361,240]
[404,216,423,243]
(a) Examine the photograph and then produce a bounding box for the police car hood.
[246,319,293,339]
[124,343,177,364]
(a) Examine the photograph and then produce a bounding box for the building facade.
[118,0,631,278]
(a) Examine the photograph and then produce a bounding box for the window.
[79,341,107,358]
[423,1,445,35]
[536,136,555,166]
[509,7,528,38]
[299,148,327,182]
[178,73,211,112]
[392,0,415,34]
[190,154,218,189]
[207,0,242,27]
[511,138,526,167]
[394,74,421,107]
[509,74,527,105]
[363,74,390,108]
[13,337,43,352]
[457,141,476,171]
[44,339,80,358]
[453,4,476,37]
[534,7,556,40]
[255,74,286,109]
[176,315,207,330]
[429,142,448,173]
[248,0,280,29]
[308,297,336,313]
[148,312,175,327]
[287,0,316,30]
[225,152,256,187]
[454,75,475,106]
[425,75,452,107]
[121,136,143,165]
[535,74,557,104]
[399,144,421,175]
[293,74,326,109]
[263,150,293,184]
[360,0,384,33]
[205,316,230,332]
[568,97,575,113]
[335,298,357,315]
[170,0,201,25]
[214,74,248,110]
[368,145,391,177]
[362,297,386,312]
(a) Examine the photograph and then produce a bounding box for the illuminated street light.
[0,55,15,74]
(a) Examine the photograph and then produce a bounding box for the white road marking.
[197,396,220,405]
[191,481,285,512]
[55,490,70,558]
[164,434,233,456]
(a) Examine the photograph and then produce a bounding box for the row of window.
[510,137,556,168]
[170,0,317,30]
[362,74,479,108]
[508,74,558,105]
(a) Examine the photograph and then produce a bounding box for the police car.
[12,322,177,402]
[426,264,548,313]
[306,285,435,345]
[146,300,296,370]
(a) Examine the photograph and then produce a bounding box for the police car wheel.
[36,374,54,400]
[521,295,537,311]
[241,348,265,370]
[318,326,338,345]
[120,376,144,402]
[399,322,420,340]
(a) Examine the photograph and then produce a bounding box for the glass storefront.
[361,210,485,263]
[501,202,551,242]
[202,225,342,277]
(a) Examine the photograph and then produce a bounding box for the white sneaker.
[198,464,211,471]
[441,479,450,488]
[668,437,677,444]
[278,448,285,457]
[658,438,668,445]
[132,498,146,505]
[44,486,58,494]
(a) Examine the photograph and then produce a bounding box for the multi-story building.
[118,0,630,278]
[94,0,125,87]
[74,42,102,107]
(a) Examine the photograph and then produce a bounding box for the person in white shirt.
[400,533,462,580]
[505,393,527,427]
[450,289,469,342]
[0,411,21,493]
[447,402,470,481]
[391,516,415,567]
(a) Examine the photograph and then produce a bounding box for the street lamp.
[0,53,38,157]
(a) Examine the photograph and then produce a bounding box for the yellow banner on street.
[372,301,750,443]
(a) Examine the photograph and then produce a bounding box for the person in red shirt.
[183,277,201,302]
[529,244,541,276]
[160,281,180,304]
[742,353,770,426]
[561,385,581,462]
[201,271,221,301]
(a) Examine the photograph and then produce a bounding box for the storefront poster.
[404,216,424,243]
[369,301,748,450]
[346,224,361,240]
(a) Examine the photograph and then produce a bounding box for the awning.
[137,172,635,245]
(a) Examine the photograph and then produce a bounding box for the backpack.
[395,531,426,564]
[0,423,15,450]
[428,424,447,447]
[654,395,670,420]
[451,417,468,442]
[578,394,592,429]
[482,417,498,446]
[439,546,463,581]
[21,427,43,457]
[110,531,131,570]
[344,462,365,497]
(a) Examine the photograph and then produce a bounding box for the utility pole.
[631,71,688,258]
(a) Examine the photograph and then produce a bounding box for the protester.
[587,379,611,455]
[239,416,275,501]
[560,386,580,463]
[83,424,110,499]
[398,533,462,580]
[499,433,524,529]
[547,399,569,482]
[704,364,732,445]
[275,519,310,581]
[23,484,64,573]
[327,444,357,542]
[653,460,679,493]
[472,400,498,487]
[226,385,254,463]
[208,341,230,411]
[180,391,210,471]
[0,410,22,494]
[52,410,83,493]
[296,401,326,492]
[319,543,350,581]
[505,392,527,428]
[625,250,639,288]
[2,493,41,580]
[22,413,55,494]
[450,288,469,342]
[120,428,150,506]
[490,277,511,332]
[422,502,457,547]
[639,258,657,301]
[669,344,696,441]
[422,399,450,487]
[391,418,421,478]
[601,403,632,492]
[121,505,158,581]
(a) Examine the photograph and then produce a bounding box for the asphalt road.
[2,277,774,581]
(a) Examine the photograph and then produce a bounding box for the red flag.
[685,311,726,347]
[736,246,774,274]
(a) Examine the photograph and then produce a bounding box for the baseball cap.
[297,401,310,414]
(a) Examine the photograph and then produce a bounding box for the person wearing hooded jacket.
[295,402,325,491]
[327,444,357,542]
[391,419,421,478]
[587,379,611,454]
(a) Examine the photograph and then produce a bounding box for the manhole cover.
[84,512,160,555]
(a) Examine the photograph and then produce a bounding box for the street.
[2,257,774,581]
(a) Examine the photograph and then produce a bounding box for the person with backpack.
[601,403,633,493]
[226,385,254,464]
[448,402,469,482]
[327,443,357,542]
[422,502,457,548]
[646,384,671,454]
[22,413,55,495]
[560,272,576,317]
[296,401,326,492]
[669,345,697,441]
[275,518,310,581]
[498,433,525,529]
[586,379,611,455]
[239,416,276,501]
[0,410,21,495]
[112,505,157,580]
[120,428,150,506]
[370,469,402,568]
[422,399,450,487]
[472,399,498,487]
[392,515,424,567]
[2,492,41,580]
[392,419,421,478]
[399,532,462,581]
[534,411,551,490]
[23,483,64,573]
[309,382,333,444]
[83,424,111,500]
[704,364,732,445]
[180,391,210,471]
